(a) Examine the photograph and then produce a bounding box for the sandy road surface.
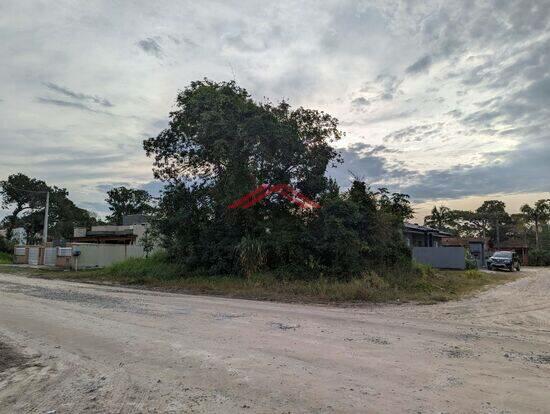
[1,269,549,414]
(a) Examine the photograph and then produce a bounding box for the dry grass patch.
[1,256,522,305]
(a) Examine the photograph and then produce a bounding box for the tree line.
[0,174,153,245]
[3,79,549,272]
[424,200,550,264]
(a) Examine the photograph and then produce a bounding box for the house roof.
[404,223,453,237]
[441,237,487,247]
[499,239,529,249]
[86,230,135,237]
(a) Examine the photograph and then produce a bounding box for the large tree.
[1,173,96,242]
[105,186,153,225]
[520,199,550,249]
[144,80,412,277]
[476,200,510,248]
[423,206,454,232]
[0,173,48,238]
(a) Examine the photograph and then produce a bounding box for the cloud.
[35,97,113,115]
[329,143,414,188]
[95,183,131,193]
[36,97,95,111]
[383,123,444,143]
[139,180,164,197]
[405,55,432,74]
[399,137,550,202]
[43,82,113,107]
[2,0,550,217]
[351,97,370,107]
[137,38,163,58]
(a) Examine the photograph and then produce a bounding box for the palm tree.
[520,199,550,249]
[424,206,453,231]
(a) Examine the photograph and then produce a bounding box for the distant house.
[404,224,465,269]
[498,239,529,266]
[72,215,149,245]
[403,223,452,248]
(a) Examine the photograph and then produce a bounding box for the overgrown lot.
[5,254,519,304]
[0,252,12,264]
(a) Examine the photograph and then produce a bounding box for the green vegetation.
[528,249,550,266]
[0,173,101,243]
[144,80,414,279]
[16,254,517,304]
[105,186,153,225]
[424,199,550,265]
[0,252,13,264]
[0,235,14,254]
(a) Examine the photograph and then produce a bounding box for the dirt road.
[1,269,549,413]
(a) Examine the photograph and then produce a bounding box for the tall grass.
[39,255,517,304]
[0,252,12,264]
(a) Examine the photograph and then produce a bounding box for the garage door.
[28,247,40,265]
[44,247,57,266]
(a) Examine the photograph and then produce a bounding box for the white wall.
[71,243,148,269]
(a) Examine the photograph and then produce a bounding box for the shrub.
[103,252,182,281]
[528,249,550,266]
[465,250,478,269]
[0,251,13,264]
[236,235,266,278]
[144,80,415,280]
[0,235,14,254]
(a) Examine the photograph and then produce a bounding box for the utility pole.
[43,191,50,244]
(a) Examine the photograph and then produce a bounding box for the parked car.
[487,251,521,272]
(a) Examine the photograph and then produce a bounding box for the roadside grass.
[0,252,13,264]
[2,254,520,304]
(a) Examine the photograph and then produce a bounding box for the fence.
[13,243,152,269]
[412,246,466,269]
[72,243,147,269]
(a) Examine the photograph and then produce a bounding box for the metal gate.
[28,247,40,265]
[44,247,57,266]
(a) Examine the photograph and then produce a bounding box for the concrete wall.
[71,243,147,269]
[12,244,151,269]
[412,246,466,269]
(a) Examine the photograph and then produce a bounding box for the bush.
[236,235,266,278]
[0,251,13,264]
[528,249,550,266]
[465,250,478,269]
[144,81,416,280]
[102,252,182,281]
[0,235,14,254]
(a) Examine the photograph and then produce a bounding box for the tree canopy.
[105,186,153,225]
[144,80,412,278]
[0,173,97,242]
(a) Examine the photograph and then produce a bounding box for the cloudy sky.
[1,0,549,220]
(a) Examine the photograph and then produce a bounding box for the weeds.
[7,256,519,304]
[0,252,12,264]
